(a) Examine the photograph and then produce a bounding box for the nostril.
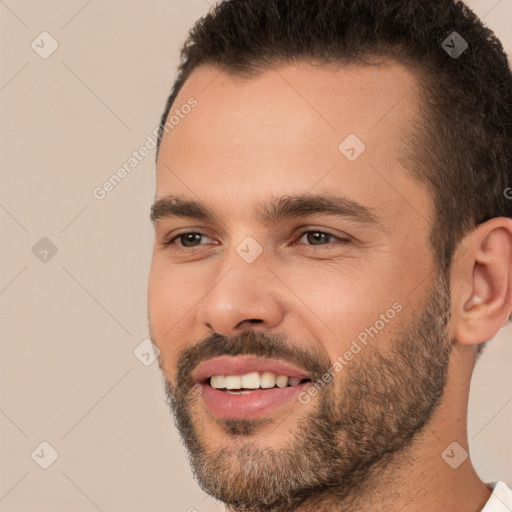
[233,319,263,330]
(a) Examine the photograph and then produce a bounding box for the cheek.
[148,257,215,367]
[148,260,193,351]
[280,263,399,353]
[148,262,173,330]
[148,257,204,320]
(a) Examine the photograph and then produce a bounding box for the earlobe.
[452,217,512,347]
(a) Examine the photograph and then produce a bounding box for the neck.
[226,432,491,512]
[293,436,491,512]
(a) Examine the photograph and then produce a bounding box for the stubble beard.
[160,274,452,512]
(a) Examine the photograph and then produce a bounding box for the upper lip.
[193,355,311,384]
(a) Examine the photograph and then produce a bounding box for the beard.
[158,273,452,512]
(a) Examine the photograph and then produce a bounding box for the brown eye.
[302,231,335,245]
[293,230,351,251]
[180,233,203,247]
[168,232,206,247]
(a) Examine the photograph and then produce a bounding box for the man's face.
[148,62,452,510]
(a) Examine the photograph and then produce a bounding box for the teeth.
[241,372,260,389]
[260,371,276,389]
[209,371,303,390]
[224,375,242,389]
[275,375,289,388]
[210,375,226,389]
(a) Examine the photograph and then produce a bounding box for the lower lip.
[200,382,310,419]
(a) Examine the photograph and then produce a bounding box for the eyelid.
[292,223,351,238]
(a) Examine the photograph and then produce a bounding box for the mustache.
[173,330,332,387]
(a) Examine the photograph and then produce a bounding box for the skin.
[148,61,512,511]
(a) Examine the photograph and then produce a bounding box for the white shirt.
[482,482,512,511]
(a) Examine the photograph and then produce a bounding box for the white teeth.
[275,375,289,388]
[224,375,242,389]
[260,371,276,389]
[210,371,302,390]
[241,372,260,389]
[210,375,226,389]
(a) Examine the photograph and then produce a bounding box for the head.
[148,1,512,511]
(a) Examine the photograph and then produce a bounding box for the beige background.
[0,1,511,511]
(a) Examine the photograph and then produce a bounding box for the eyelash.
[165,230,350,251]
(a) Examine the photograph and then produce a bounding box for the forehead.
[156,61,430,227]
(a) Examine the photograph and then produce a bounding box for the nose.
[199,256,286,337]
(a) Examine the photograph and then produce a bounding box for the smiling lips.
[193,355,312,419]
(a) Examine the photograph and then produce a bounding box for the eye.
[167,232,213,248]
[295,230,349,249]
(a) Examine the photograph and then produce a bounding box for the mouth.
[194,356,313,419]
[207,373,310,393]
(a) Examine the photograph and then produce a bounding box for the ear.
[450,217,512,347]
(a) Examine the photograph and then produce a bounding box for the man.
[148,0,512,510]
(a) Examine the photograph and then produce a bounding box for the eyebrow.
[150,193,380,227]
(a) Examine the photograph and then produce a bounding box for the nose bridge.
[199,242,285,335]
